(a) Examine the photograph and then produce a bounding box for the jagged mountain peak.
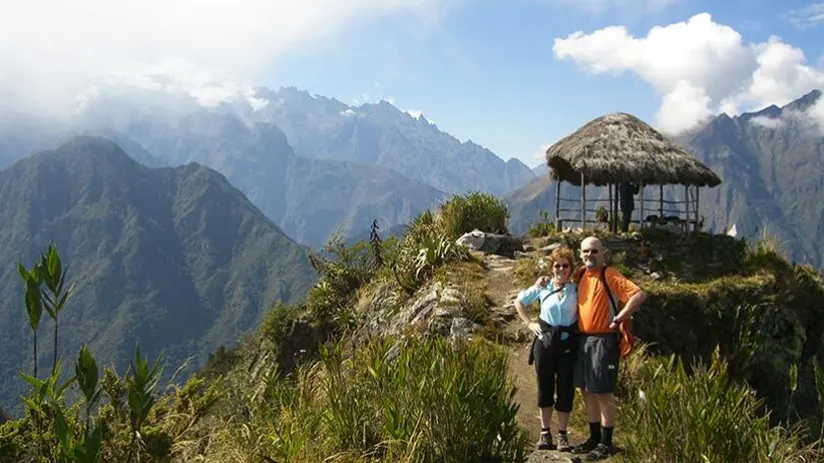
[782,88,822,113]
[239,86,536,196]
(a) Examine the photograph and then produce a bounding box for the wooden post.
[608,183,614,232]
[659,184,664,219]
[695,187,700,231]
[684,184,690,233]
[639,182,645,229]
[555,179,561,230]
[615,184,620,232]
[581,172,586,229]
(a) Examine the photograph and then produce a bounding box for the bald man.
[572,236,646,460]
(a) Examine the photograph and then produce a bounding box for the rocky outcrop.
[456,229,524,257]
[358,280,479,342]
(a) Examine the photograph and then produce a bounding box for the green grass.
[615,345,818,463]
[169,335,528,462]
[527,209,555,238]
[437,191,510,239]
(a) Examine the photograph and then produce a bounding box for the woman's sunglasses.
[553,263,570,269]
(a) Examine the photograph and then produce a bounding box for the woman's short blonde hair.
[549,246,575,267]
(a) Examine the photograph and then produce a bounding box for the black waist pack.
[527,319,579,365]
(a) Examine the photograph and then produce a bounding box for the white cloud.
[811,98,824,128]
[655,81,713,134]
[750,116,785,129]
[0,0,442,116]
[552,13,824,134]
[531,143,553,164]
[787,3,824,29]
[353,93,399,107]
[406,110,424,119]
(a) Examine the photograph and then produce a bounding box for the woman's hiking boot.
[556,432,572,452]
[586,443,615,461]
[536,432,556,450]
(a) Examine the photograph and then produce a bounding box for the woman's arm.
[514,299,542,336]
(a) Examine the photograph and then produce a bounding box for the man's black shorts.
[574,333,620,394]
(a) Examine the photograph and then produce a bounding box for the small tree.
[369,219,383,268]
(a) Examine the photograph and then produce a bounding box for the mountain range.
[78,109,449,246]
[0,88,536,248]
[0,136,316,412]
[675,90,824,267]
[243,87,535,196]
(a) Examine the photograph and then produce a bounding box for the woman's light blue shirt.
[517,281,578,329]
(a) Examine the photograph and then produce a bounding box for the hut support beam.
[640,182,645,229]
[555,179,561,230]
[695,187,700,231]
[608,183,614,232]
[685,185,690,233]
[612,183,619,233]
[659,185,664,218]
[581,172,586,229]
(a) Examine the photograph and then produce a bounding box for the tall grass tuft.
[221,335,527,462]
[744,224,789,270]
[618,345,818,463]
[437,191,510,240]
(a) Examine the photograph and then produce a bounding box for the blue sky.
[269,0,824,167]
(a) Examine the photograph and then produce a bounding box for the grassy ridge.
[4,191,824,462]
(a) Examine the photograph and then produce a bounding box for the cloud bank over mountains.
[0,0,445,116]
[553,13,824,135]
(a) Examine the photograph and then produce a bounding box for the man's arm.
[613,290,646,323]
[607,269,647,329]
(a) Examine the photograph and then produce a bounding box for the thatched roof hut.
[543,112,722,232]
[545,112,721,187]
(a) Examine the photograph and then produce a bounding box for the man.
[618,182,639,233]
[572,236,646,460]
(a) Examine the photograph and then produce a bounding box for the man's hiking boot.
[586,443,615,461]
[536,432,556,450]
[557,432,572,452]
[571,438,598,454]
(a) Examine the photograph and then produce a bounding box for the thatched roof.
[545,112,722,187]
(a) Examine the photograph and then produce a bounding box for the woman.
[514,246,579,451]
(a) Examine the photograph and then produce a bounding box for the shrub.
[437,191,510,240]
[3,244,171,463]
[617,346,817,463]
[307,236,376,325]
[239,335,528,462]
[391,210,471,295]
[528,209,555,237]
[260,302,299,356]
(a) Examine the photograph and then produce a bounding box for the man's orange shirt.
[577,266,641,334]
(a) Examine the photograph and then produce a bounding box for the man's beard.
[584,259,597,268]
